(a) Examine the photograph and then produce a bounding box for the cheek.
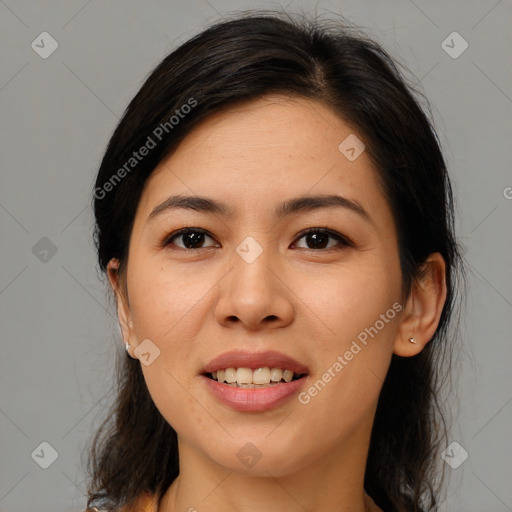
[292,252,401,414]
[127,260,211,348]
[291,297,398,461]
[294,251,402,344]
[127,261,214,436]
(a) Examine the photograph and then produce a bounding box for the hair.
[85,10,465,512]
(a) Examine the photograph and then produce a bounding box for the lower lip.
[202,375,307,412]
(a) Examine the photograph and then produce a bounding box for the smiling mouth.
[205,367,307,388]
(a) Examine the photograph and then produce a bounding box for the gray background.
[1,1,511,511]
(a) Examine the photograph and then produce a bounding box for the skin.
[108,95,447,512]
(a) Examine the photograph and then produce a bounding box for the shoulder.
[83,492,158,512]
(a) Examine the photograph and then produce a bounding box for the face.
[114,95,407,477]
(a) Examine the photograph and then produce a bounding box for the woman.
[85,11,464,512]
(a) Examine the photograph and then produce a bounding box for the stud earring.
[409,337,417,344]
[124,341,130,352]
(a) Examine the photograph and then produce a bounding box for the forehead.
[155,95,367,170]
[136,95,387,223]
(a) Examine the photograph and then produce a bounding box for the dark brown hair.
[85,11,464,512]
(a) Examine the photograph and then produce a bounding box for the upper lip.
[202,350,309,375]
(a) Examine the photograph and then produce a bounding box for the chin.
[200,434,312,477]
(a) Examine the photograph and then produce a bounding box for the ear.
[107,258,136,357]
[394,252,447,356]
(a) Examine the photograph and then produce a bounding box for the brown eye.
[164,228,219,250]
[294,228,352,250]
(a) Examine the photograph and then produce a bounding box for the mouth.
[201,350,309,411]
[205,367,306,388]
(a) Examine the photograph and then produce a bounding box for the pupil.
[184,232,204,248]
[307,232,328,249]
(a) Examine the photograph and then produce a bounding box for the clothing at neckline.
[85,489,383,512]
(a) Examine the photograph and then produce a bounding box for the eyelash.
[161,227,354,251]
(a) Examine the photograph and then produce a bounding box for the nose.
[214,244,295,331]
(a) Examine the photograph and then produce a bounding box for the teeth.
[270,367,282,382]
[253,367,270,385]
[210,366,302,386]
[236,368,253,384]
[283,369,293,382]
[225,367,237,383]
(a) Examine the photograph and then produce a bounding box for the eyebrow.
[147,193,370,223]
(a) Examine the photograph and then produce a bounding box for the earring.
[124,341,130,352]
[409,337,417,344]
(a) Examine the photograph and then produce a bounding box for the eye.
[163,228,219,250]
[162,227,352,251]
[293,228,353,250]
